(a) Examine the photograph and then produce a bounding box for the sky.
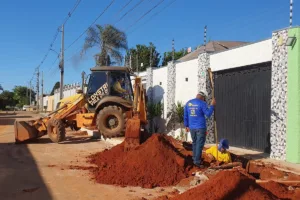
[0,0,298,93]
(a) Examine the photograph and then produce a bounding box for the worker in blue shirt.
[184,91,216,168]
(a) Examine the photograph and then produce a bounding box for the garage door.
[214,62,271,152]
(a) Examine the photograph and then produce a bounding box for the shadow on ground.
[31,136,101,144]
[0,142,52,199]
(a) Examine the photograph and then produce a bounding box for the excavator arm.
[124,76,147,151]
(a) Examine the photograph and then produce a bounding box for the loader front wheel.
[97,106,125,139]
[47,119,66,143]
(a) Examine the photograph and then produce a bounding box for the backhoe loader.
[15,66,147,150]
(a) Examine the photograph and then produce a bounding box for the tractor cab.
[85,66,134,112]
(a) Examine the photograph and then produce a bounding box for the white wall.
[43,96,48,109]
[175,59,198,104]
[130,71,147,86]
[153,67,168,118]
[210,39,272,72]
[53,84,80,108]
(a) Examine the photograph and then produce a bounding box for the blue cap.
[218,139,229,151]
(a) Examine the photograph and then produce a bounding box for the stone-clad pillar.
[198,52,214,144]
[270,29,288,160]
[166,61,176,133]
[146,67,154,133]
[146,67,153,103]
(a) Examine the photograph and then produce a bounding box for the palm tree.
[82,24,128,66]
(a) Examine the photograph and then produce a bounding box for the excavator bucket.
[124,116,141,152]
[14,121,39,143]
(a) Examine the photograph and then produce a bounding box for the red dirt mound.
[170,170,278,200]
[89,134,191,188]
[259,181,299,200]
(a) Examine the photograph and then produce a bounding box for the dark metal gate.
[214,62,271,152]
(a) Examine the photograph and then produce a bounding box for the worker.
[112,77,127,96]
[184,91,216,168]
[205,138,232,163]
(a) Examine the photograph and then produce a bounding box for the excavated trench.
[70,134,300,199]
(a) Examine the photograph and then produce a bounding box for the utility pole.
[59,24,65,100]
[136,54,139,75]
[81,71,85,91]
[37,68,40,111]
[26,82,28,105]
[41,71,44,112]
[29,81,32,106]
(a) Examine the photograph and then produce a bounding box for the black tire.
[97,106,125,139]
[47,119,66,143]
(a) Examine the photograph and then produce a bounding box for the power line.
[29,0,83,84]
[64,0,116,52]
[62,0,82,25]
[128,0,177,34]
[114,0,145,25]
[116,0,134,16]
[126,0,165,30]
[65,0,167,65]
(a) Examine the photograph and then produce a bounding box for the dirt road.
[0,112,173,200]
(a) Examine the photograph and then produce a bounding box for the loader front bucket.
[124,116,141,152]
[14,121,39,143]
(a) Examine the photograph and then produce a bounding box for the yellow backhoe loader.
[15,66,147,150]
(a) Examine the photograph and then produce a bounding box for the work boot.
[194,163,205,169]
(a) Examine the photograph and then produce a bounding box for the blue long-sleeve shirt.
[184,98,214,129]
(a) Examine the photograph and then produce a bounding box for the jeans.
[190,128,206,165]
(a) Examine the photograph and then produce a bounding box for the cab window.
[110,72,133,101]
[88,72,107,94]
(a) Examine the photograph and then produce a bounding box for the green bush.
[175,101,184,124]
[175,101,186,141]
[147,102,163,119]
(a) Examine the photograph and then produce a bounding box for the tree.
[161,48,189,66]
[82,24,128,66]
[125,42,161,72]
[13,86,35,107]
[51,82,60,95]
[0,90,15,109]
[0,84,3,91]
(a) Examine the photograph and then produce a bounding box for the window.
[110,72,133,101]
[159,82,162,85]
[87,72,107,94]
[185,78,188,82]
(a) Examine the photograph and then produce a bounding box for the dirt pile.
[169,170,278,200]
[89,134,192,188]
[259,181,300,200]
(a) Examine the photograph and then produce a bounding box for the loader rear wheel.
[47,119,66,143]
[97,106,125,139]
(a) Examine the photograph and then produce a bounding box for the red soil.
[89,134,193,188]
[170,170,278,200]
[259,181,297,199]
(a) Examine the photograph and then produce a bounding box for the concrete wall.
[175,59,198,104]
[210,39,272,72]
[286,27,300,163]
[153,67,167,118]
[53,83,80,108]
[42,83,81,111]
